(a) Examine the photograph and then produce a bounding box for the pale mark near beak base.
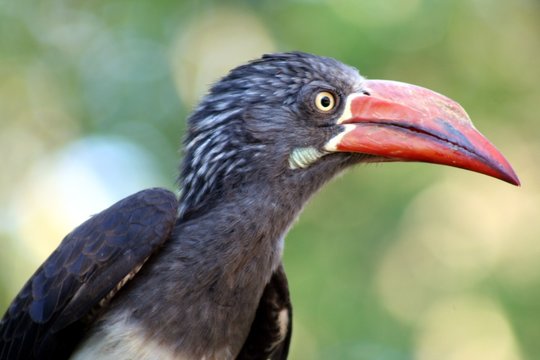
[323,124,356,152]
[336,93,364,125]
[288,147,327,169]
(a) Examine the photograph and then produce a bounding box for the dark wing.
[237,263,292,360]
[0,188,178,360]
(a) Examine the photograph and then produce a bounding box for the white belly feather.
[70,312,232,360]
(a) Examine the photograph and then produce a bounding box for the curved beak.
[324,80,520,186]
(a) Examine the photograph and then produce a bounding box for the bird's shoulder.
[0,188,178,360]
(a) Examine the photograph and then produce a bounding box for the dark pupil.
[320,96,331,108]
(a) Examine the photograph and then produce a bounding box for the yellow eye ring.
[315,91,336,112]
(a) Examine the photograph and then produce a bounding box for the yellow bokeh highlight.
[415,295,521,360]
[170,6,276,108]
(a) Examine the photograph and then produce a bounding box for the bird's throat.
[118,155,349,358]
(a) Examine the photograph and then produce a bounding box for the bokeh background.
[1,0,539,359]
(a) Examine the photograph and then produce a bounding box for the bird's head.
[179,52,519,217]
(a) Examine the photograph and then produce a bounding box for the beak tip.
[495,165,520,186]
[507,174,521,187]
[498,157,521,187]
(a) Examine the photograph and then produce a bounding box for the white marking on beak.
[323,92,365,152]
[336,93,364,125]
[323,124,356,152]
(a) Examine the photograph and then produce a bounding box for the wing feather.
[0,188,178,360]
[237,263,293,360]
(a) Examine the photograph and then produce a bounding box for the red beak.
[325,80,520,186]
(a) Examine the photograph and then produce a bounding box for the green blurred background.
[1,0,539,359]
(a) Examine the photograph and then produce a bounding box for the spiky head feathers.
[179,52,365,217]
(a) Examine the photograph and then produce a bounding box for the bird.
[0,52,519,360]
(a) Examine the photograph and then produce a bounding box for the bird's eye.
[314,91,336,112]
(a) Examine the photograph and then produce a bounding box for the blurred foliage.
[1,0,539,359]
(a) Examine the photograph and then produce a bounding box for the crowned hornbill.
[0,52,519,360]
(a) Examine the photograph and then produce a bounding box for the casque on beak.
[324,80,520,186]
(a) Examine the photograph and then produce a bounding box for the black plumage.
[2,52,354,360]
[237,265,292,359]
[0,51,518,360]
[1,189,177,359]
